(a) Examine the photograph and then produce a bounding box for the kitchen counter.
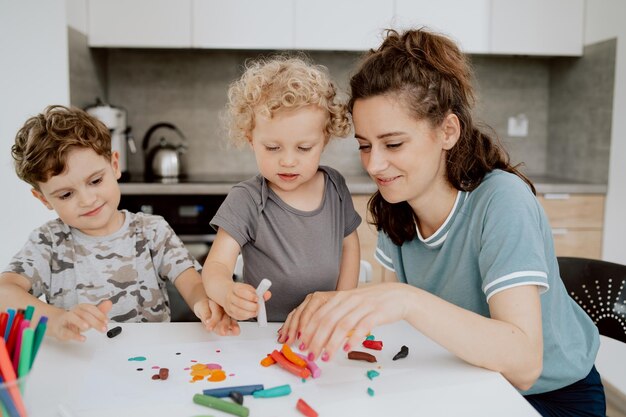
[119,174,607,195]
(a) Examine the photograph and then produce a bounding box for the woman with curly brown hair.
[289,29,604,416]
[202,56,362,326]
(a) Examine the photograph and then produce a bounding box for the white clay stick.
[255,279,272,327]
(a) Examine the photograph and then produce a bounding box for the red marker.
[5,312,24,356]
[0,312,8,339]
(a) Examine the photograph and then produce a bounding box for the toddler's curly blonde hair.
[226,55,351,147]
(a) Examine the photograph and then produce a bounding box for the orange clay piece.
[270,350,311,379]
[261,354,277,367]
[207,369,226,382]
[281,344,307,368]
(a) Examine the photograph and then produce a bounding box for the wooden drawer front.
[538,194,604,228]
[551,229,603,259]
[353,195,384,285]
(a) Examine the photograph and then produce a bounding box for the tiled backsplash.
[70,29,615,183]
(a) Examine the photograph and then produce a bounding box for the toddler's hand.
[50,300,112,342]
[194,298,241,336]
[224,282,261,321]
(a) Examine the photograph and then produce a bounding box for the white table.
[26,321,538,417]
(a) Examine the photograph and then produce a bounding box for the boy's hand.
[196,299,241,336]
[50,300,112,342]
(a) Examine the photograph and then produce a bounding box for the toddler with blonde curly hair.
[203,56,362,336]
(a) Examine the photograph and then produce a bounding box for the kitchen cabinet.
[490,0,584,56]
[394,0,491,54]
[88,0,192,47]
[192,0,293,49]
[538,194,605,259]
[353,195,384,285]
[294,0,394,51]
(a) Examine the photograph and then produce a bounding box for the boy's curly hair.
[226,55,351,147]
[12,105,112,189]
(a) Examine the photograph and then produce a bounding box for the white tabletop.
[26,321,539,417]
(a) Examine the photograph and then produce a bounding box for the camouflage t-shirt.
[3,210,200,322]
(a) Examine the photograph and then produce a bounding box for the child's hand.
[202,299,241,336]
[50,300,112,342]
[224,282,269,321]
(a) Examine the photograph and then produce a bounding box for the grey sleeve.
[337,175,362,237]
[210,186,258,247]
[146,216,201,284]
[3,227,53,298]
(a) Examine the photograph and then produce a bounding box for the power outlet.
[507,114,528,137]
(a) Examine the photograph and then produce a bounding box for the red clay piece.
[270,350,311,379]
[296,398,318,417]
[159,368,169,380]
[362,340,383,350]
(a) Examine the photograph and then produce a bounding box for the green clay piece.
[128,356,147,361]
[365,335,375,340]
[367,387,375,397]
[366,370,380,380]
[252,384,292,398]
[192,394,249,417]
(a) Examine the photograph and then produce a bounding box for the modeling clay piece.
[255,279,272,327]
[252,384,292,398]
[365,334,375,341]
[296,398,319,417]
[392,345,409,361]
[193,394,250,417]
[106,326,122,338]
[281,344,307,368]
[270,350,311,379]
[230,391,244,405]
[295,353,322,378]
[202,384,264,397]
[366,370,380,380]
[347,350,377,363]
[260,354,276,367]
[362,340,383,350]
[159,368,169,380]
[367,387,375,397]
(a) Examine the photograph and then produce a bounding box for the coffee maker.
[85,98,136,180]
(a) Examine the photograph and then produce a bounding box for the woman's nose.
[363,147,387,175]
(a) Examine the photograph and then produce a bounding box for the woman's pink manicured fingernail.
[299,343,306,351]
[285,335,289,343]
[343,343,350,352]
[321,352,330,362]
[297,331,301,339]
[307,352,315,361]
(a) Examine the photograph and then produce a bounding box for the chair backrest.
[557,256,626,343]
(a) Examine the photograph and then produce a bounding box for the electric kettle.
[142,122,187,179]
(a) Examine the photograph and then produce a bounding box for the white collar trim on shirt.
[416,190,465,247]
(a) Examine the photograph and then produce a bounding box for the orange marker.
[281,344,307,368]
[0,339,27,417]
[270,350,311,379]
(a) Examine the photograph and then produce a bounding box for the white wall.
[0,0,69,266]
[585,0,626,264]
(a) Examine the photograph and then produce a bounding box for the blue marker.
[0,374,20,417]
[202,384,264,397]
[4,309,15,340]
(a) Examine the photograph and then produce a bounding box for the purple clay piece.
[392,345,409,361]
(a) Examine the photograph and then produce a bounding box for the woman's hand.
[49,300,112,342]
[278,291,336,344]
[299,283,411,360]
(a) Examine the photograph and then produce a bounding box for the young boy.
[0,105,236,342]
[203,56,361,334]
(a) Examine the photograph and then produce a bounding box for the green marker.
[23,305,35,321]
[192,394,249,417]
[252,384,292,398]
[30,316,47,368]
[18,328,34,378]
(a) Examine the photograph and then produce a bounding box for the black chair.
[557,257,626,343]
[166,280,200,322]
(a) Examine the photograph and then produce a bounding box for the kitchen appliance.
[85,98,136,180]
[142,122,187,180]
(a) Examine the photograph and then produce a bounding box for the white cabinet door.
[192,0,294,49]
[88,0,192,47]
[294,0,394,51]
[394,0,490,54]
[490,0,584,56]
